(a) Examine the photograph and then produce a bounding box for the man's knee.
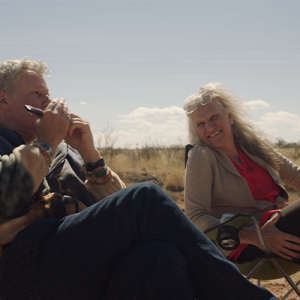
[131,181,163,195]
[128,181,174,207]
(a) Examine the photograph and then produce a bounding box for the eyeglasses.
[183,93,212,115]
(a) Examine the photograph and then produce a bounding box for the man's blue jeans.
[0,182,277,300]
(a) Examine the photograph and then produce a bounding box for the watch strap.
[85,157,105,172]
[30,142,52,167]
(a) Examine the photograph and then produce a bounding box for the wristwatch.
[85,157,105,172]
[33,141,53,159]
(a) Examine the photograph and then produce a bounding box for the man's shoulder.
[0,126,24,155]
[0,133,15,155]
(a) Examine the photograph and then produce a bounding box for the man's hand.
[261,212,300,261]
[0,194,87,248]
[35,98,71,153]
[65,114,100,163]
[65,200,87,215]
[29,193,87,219]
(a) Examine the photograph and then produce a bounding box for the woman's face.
[190,100,235,152]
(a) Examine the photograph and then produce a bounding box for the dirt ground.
[250,273,300,299]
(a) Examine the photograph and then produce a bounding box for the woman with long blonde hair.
[184,83,300,262]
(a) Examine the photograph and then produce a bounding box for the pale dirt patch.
[250,272,300,299]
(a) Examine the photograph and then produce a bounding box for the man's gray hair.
[0,57,50,96]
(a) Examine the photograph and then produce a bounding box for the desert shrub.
[98,144,299,208]
[164,167,185,192]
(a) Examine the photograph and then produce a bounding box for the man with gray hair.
[0,57,125,215]
[0,58,50,142]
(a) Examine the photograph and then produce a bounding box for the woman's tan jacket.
[184,144,300,233]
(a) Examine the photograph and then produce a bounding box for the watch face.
[38,142,51,151]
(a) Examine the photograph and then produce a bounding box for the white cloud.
[254,111,300,141]
[118,106,184,120]
[119,118,150,124]
[260,111,300,128]
[79,102,88,105]
[116,123,188,148]
[116,106,188,147]
[243,100,270,110]
[114,105,300,148]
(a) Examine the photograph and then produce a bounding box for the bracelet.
[30,143,52,167]
[86,166,108,178]
[85,157,105,172]
[62,196,80,213]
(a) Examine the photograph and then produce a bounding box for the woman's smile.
[208,130,222,138]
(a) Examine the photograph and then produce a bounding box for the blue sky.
[1,1,299,147]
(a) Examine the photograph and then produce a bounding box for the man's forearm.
[80,148,101,164]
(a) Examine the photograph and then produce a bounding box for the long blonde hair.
[185,83,279,169]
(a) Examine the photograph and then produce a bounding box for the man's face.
[5,71,51,141]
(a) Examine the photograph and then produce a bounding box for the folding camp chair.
[206,213,300,300]
[184,144,300,298]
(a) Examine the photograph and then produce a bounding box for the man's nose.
[42,96,51,109]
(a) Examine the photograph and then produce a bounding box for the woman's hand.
[260,212,300,261]
[276,201,287,209]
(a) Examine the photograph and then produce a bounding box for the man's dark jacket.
[0,126,94,216]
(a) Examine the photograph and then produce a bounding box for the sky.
[1,0,300,148]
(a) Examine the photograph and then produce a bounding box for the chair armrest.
[250,216,270,254]
[205,214,270,254]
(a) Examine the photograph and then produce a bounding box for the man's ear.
[0,92,10,111]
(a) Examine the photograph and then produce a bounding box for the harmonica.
[24,105,44,118]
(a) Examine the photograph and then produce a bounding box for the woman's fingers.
[277,252,295,261]
[261,215,300,260]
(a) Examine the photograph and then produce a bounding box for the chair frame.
[185,144,300,299]
[241,216,300,300]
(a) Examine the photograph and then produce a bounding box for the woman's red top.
[226,148,282,261]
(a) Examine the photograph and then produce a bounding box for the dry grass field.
[103,146,186,209]
[102,145,300,209]
[101,145,300,299]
